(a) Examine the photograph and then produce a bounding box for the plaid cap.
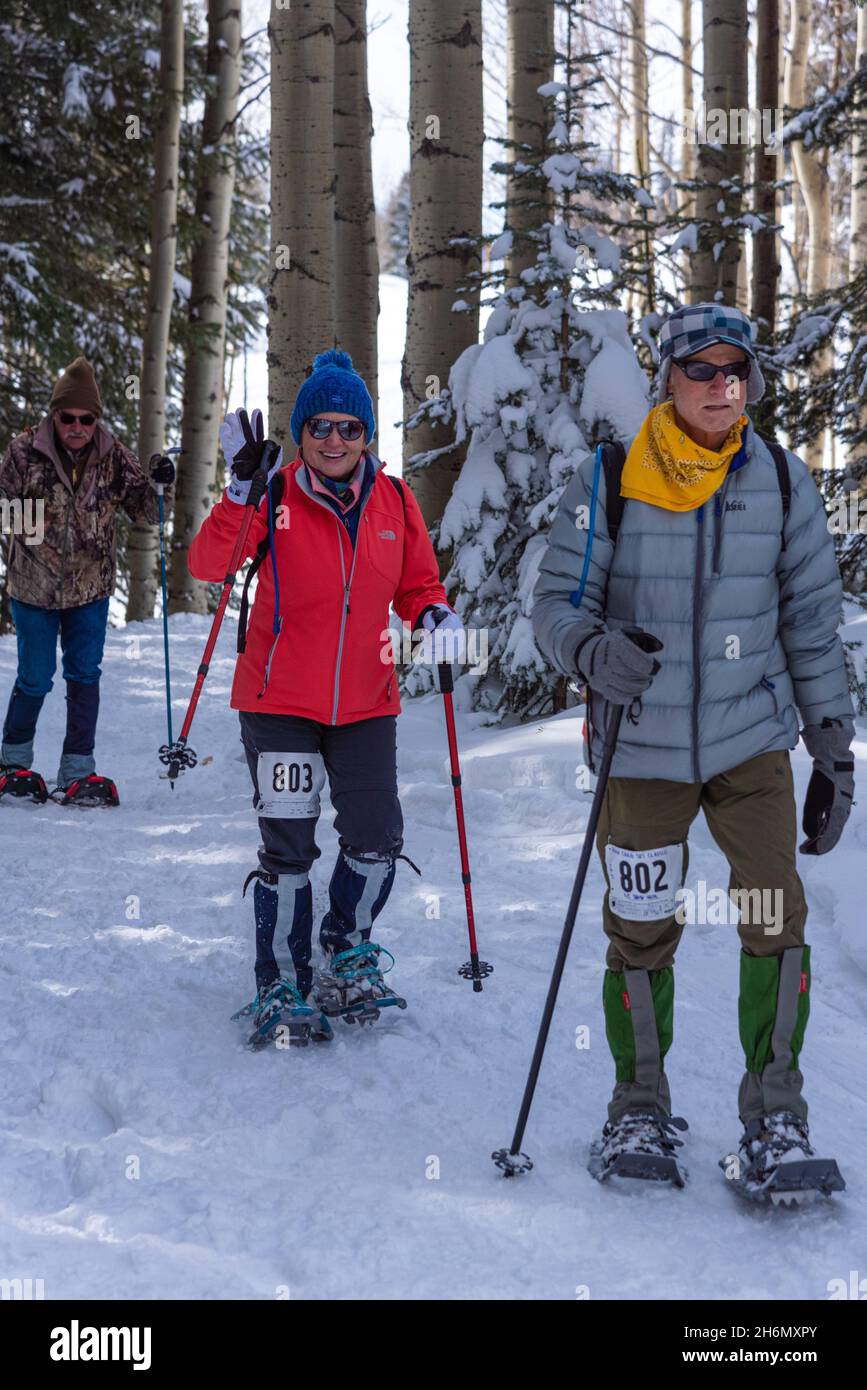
[656,302,765,404]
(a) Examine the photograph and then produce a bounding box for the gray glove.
[575,627,662,704]
[799,717,855,855]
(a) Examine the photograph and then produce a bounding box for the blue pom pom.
[312,349,355,372]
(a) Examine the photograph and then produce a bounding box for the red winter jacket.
[188,451,447,724]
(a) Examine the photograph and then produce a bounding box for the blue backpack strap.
[569,444,604,609]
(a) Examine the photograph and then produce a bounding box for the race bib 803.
[254,751,326,819]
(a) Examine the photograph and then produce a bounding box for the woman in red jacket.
[189,350,459,1045]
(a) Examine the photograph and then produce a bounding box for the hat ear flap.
[655,358,673,405]
[746,360,765,404]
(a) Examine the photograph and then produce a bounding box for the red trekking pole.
[158,451,275,785]
[438,661,492,992]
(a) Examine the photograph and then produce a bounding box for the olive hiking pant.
[595,750,810,1126]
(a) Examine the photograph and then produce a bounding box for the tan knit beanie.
[49,356,103,416]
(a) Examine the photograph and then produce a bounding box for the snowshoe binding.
[588,1109,688,1188]
[232,976,333,1049]
[0,765,48,804]
[52,774,119,808]
[314,942,407,1026]
[721,1110,845,1206]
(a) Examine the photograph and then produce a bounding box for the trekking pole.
[492,628,661,1176]
[153,448,181,790]
[438,661,492,992]
[158,452,275,786]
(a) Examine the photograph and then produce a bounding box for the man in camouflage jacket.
[0,356,174,788]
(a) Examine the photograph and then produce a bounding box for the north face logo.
[725,500,746,511]
[378,529,396,540]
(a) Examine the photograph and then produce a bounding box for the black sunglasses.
[306,417,364,441]
[674,359,751,383]
[58,411,96,426]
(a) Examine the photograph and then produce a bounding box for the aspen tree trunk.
[505,0,554,288]
[848,5,867,473]
[127,0,184,621]
[629,0,653,317]
[681,0,695,193]
[690,0,748,304]
[269,1,336,452]
[334,0,379,432]
[613,30,624,175]
[630,0,650,191]
[403,1,483,532]
[748,0,781,436]
[785,0,832,472]
[169,0,241,614]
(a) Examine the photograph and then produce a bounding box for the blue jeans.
[2,597,109,755]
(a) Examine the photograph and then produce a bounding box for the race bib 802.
[604,842,684,922]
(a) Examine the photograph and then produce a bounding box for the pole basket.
[158,740,198,783]
[491,1149,534,1177]
[458,958,494,991]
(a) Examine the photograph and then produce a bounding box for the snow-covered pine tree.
[404,24,652,718]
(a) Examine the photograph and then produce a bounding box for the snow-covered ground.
[1,605,865,1301]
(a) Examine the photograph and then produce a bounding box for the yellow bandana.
[620,400,748,513]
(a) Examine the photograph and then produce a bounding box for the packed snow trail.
[1,609,865,1300]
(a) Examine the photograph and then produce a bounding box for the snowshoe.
[52,774,119,808]
[588,1109,688,1188]
[314,942,407,1026]
[721,1110,845,1207]
[232,976,332,1049]
[0,765,48,804]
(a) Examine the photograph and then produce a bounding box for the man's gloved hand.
[799,717,855,855]
[419,604,465,665]
[220,407,282,504]
[148,454,176,490]
[575,626,662,705]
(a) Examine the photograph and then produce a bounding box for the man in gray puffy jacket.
[532,302,856,1200]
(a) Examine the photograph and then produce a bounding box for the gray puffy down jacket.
[532,429,854,782]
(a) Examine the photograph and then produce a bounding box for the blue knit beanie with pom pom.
[290,349,376,446]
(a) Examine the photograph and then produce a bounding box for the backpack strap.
[237,470,285,654]
[761,437,791,552]
[601,440,627,544]
[387,471,407,520]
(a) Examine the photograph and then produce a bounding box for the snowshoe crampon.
[53,774,119,808]
[232,977,332,1049]
[0,766,48,804]
[588,1110,688,1189]
[721,1111,845,1206]
[315,942,407,1026]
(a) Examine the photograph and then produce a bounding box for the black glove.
[232,407,279,481]
[148,454,176,488]
[799,717,855,855]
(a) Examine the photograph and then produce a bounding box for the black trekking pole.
[154,447,181,790]
[492,628,661,1177]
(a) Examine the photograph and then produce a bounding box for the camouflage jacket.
[0,417,172,610]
